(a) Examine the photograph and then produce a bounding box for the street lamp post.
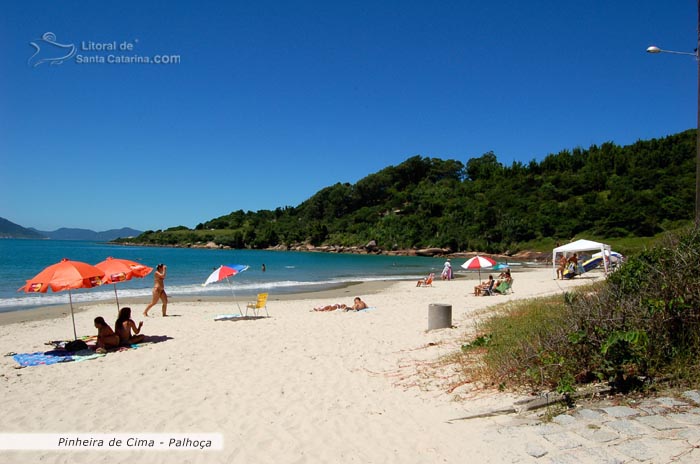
[646,2,700,226]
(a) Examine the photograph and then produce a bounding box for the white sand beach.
[0,268,603,464]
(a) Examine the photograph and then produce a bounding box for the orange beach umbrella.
[19,258,105,340]
[95,257,153,312]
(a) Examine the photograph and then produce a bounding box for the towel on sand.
[10,338,159,367]
[12,349,104,367]
[351,306,376,313]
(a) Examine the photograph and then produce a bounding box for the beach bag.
[65,340,88,352]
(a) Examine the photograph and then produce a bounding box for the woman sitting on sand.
[115,307,145,346]
[94,316,120,352]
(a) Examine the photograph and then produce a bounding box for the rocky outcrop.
[511,250,549,262]
[415,247,451,257]
[189,241,229,249]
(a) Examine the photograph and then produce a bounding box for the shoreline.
[0,279,392,327]
[0,268,548,327]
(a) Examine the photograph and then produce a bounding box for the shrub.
[462,226,700,393]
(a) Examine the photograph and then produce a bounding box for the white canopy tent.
[552,239,611,279]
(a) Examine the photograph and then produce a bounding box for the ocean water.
[0,239,448,312]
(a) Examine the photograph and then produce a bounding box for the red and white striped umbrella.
[461,255,496,280]
[203,264,249,315]
[203,264,249,286]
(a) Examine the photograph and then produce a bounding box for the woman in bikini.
[144,263,167,317]
[94,316,120,352]
[115,307,145,346]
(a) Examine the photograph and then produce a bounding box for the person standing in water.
[144,263,167,317]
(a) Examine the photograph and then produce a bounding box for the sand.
[0,268,602,463]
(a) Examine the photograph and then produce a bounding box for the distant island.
[0,217,142,241]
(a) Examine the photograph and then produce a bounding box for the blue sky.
[1,1,696,231]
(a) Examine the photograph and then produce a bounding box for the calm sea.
[0,239,447,312]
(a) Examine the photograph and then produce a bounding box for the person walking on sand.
[144,263,167,317]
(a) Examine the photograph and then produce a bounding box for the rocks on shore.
[117,239,550,262]
[266,244,549,261]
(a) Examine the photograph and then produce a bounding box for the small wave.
[0,275,417,311]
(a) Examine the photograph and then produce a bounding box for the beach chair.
[481,279,496,296]
[417,273,434,287]
[494,279,513,295]
[246,293,269,317]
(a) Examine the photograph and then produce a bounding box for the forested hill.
[127,129,696,253]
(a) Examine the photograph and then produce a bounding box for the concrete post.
[428,303,452,330]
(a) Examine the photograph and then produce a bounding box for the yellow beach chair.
[246,293,269,317]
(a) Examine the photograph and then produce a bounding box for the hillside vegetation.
[122,129,696,253]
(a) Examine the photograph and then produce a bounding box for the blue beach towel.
[10,336,168,367]
[12,351,73,367]
[12,349,104,367]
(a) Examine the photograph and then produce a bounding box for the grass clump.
[461,226,700,394]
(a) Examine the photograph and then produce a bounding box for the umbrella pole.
[226,278,243,314]
[113,284,120,313]
[68,290,77,341]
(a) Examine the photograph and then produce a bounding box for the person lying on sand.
[313,303,347,312]
[313,297,369,312]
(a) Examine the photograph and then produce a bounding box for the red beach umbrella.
[461,255,497,280]
[18,258,105,340]
[95,257,153,312]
